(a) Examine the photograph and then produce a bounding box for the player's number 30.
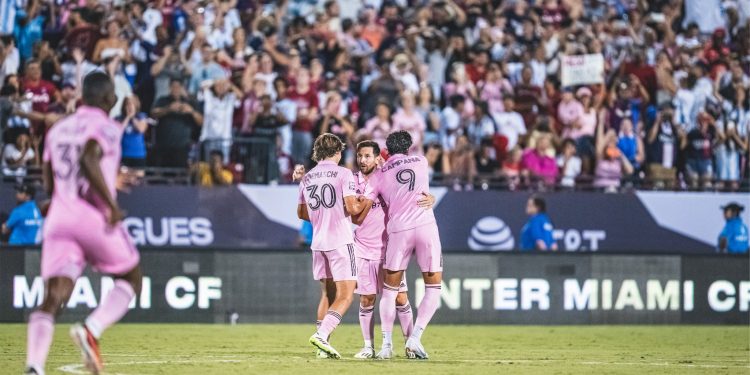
[397,169,416,191]
[306,184,337,210]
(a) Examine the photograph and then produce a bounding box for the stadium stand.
[0,0,747,191]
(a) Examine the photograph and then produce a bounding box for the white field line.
[58,359,244,374]
[57,356,750,374]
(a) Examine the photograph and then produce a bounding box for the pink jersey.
[353,170,387,260]
[298,160,357,251]
[43,106,122,213]
[365,154,435,233]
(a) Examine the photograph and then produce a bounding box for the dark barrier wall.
[1,185,748,253]
[1,248,747,324]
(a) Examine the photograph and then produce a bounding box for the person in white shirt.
[466,101,497,147]
[2,133,35,177]
[672,77,695,130]
[273,77,298,156]
[103,55,132,119]
[131,1,163,46]
[0,37,19,84]
[492,96,527,152]
[390,54,420,94]
[200,79,242,163]
[440,94,465,152]
[682,0,723,33]
[557,138,582,188]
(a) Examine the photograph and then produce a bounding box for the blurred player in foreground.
[350,140,435,358]
[360,131,443,359]
[295,133,368,359]
[24,72,142,375]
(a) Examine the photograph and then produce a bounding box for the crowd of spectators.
[0,0,748,191]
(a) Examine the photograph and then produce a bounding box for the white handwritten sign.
[561,54,604,87]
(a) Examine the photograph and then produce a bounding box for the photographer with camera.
[646,102,686,189]
[151,78,203,168]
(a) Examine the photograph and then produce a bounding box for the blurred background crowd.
[0,0,748,191]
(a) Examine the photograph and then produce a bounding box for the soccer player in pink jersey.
[24,72,142,375]
[361,130,443,360]
[350,140,436,359]
[296,133,368,359]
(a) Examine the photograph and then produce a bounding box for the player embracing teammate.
[360,130,443,359]
[295,134,368,359]
[349,140,435,359]
[295,132,442,360]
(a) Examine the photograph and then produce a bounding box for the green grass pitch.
[1,324,748,374]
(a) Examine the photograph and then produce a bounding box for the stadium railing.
[199,137,277,184]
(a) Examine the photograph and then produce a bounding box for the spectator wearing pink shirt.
[392,91,426,155]
[570,86,601,174]
[521,134,558,186]
[363,101,392,149]
[557,87,584,138]
[478,62,513,116]
[443,62,477,119]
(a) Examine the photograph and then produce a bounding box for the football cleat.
[405,337,429,359]
[309,333,341,359]
[353,347,375,359]
[23,366,43,375]
[70,323,103,374]
[375,345,393,360]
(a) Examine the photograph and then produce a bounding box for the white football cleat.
[375,345,393,359]
[353,347,375,359]
[309,333,341,359]
[316,349,330,359]
[405,337,429,359]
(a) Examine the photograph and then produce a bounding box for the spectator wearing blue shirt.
[188,45,227,96]
[718,202,749,254]
[520,196,557,251]
[299,220,313,247]
[119,96,149,168]
[13,0,44,62]
[2,183,42,245]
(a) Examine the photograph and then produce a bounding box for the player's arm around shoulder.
[342,168,367,217]
[350,195,372,225]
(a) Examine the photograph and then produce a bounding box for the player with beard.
[350,140,435,358]
[360,131,443,359]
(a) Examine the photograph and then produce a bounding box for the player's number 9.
[306,183,336,210]
[396,169,416,191]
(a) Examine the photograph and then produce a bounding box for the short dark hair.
[449,94,465,107]
[312,133,345,162]
[82,72,115,108]
[530,195,546,213]
[356,140,380,156]
[561,138,576,149]
[25,59,40,68]
[386,130,412,155]
[0,84,17,96]
[273,77,287,87]
[209,150,224,159]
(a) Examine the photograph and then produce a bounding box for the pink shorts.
[41,207,140,280]
[311,243,357,282]
[355,257,408,296]
[385,223,442,273]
